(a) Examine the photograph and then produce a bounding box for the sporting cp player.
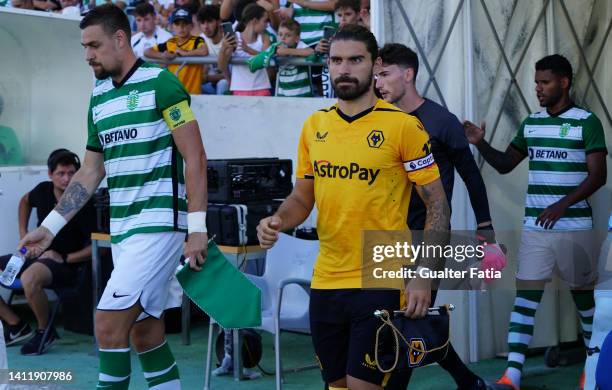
[375,43,494,390]
[19,5,208,389]
[464,54,607,390]
[257,25,450,390]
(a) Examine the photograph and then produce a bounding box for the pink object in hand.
[480,243,507,283]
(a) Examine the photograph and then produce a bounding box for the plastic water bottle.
[0,247,27,287]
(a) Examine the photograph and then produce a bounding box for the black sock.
[438,344,480,387]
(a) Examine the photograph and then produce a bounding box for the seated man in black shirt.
[0,149,96,355]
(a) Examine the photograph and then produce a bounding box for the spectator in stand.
[145,7,209,94]
[220,0,280,30]
[198,4,230,95]
[334,0,360,27]
[275,1,335,97]
[275,0,335,47]
[312,0,359,57]
[359,0,370,29]
[32,0,59,11]
[165,0,201,35]
[58,0,81,16]
[219,3,272,96]
[0,149,95,355]
[9,0,33,9]
[275,19,314,97]
[131,2,172,58]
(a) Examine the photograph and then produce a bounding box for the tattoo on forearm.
[417,184,451,272]
[420,185,450,232]
[56,182,90,217]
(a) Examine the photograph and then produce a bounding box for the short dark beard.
[92,64,120,80]
[542,92,563,108]
[332,72,373,101]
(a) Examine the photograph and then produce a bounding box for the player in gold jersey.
[257,25,450,390]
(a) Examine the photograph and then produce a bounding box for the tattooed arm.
[55,151,106,221]
[18,151,105,257]
[404,178,450,319]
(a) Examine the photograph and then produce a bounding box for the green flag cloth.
[176,241,261,328]
[247,42,280,72]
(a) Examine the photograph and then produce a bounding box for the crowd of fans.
[1,0,371,96]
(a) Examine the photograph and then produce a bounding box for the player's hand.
[185,232,208,271]
[536,200,568,229]
[18,226,54,259]
[40,249,63,263]
[404,277,432,319]
[463,120,486,145]
[257,216,282,249]
[175,49,188,57]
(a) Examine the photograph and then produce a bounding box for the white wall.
[384,0,612,361]
[0,8,91,165]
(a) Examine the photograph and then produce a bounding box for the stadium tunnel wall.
[380,0,611,361]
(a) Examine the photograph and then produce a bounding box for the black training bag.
[374,305,452,372]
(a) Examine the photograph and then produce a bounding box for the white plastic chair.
[203,233,319,390]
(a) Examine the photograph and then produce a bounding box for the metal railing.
[143,55,325,67]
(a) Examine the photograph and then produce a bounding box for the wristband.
[187,211,207,233]
[41,210,67,237]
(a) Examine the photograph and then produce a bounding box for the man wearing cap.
[145,7,208,94]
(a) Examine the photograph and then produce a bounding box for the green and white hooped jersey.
[87,60,190,243]
[291,3,336,47]
[511,105,608,231]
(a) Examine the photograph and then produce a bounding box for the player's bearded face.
[332,72,373,101]
[329,40,375,101]
[535,70,566,108]
[82,26,123,80]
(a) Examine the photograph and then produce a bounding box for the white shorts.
[98,231,184,321]
[516,229,598,287]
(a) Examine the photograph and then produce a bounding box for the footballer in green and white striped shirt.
[464,53,607,390]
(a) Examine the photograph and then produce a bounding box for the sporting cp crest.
[559,123,571,138]
[169,107,182,122]
[126,90,139,111]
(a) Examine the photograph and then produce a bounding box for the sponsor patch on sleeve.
[403,153,435,172]
[162,100,195,131]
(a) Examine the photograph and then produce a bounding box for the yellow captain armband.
[162,100,195,131]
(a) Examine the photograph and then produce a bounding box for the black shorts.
[0,254,78,290]
[309,288,405,386]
